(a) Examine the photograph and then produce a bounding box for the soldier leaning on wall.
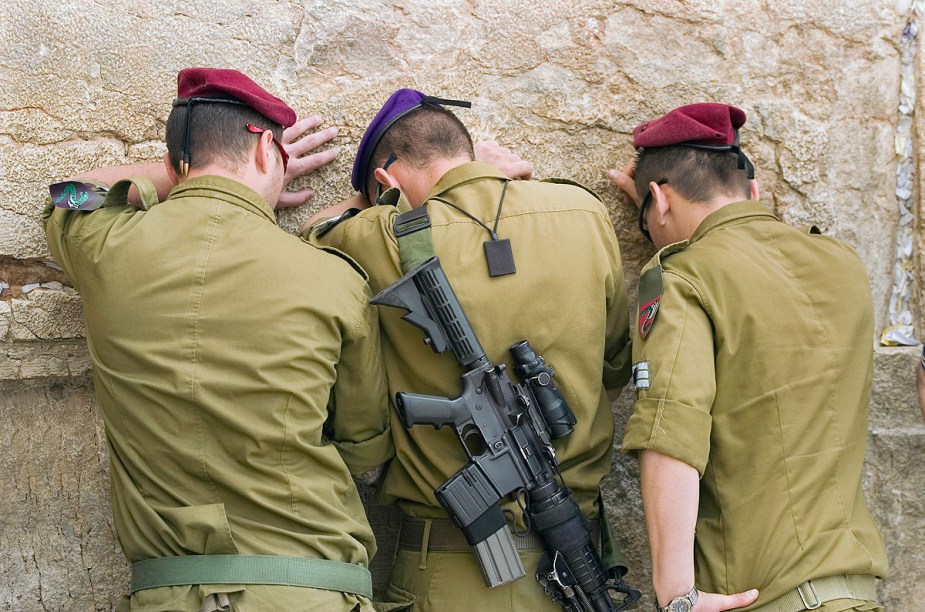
[302,88,634,612]
[608,103,889,612]
[43,67,395,612]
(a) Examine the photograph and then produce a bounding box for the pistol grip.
[396,392,466,429]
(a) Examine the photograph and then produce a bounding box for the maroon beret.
[176,67,296,128]
[633,103,746,149]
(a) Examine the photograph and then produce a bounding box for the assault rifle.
[372,256,640,612]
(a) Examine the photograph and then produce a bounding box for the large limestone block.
[0,377,126,612]
[2,289,83,342]
[0,340,91,381]
[866,347,925,608]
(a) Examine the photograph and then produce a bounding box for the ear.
[163,153,180,185]
[650,181,670,224]
[373,167,402,192]
[749,179,760,201]
[254,130,275,174]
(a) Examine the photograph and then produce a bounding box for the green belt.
[130,555,373,599]
[753,575,877,612]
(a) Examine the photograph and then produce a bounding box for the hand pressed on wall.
[474,140,533,180]
[278,116,341,208]
[606,160,640,207]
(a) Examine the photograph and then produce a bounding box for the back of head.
[366,105,474,196]
[634,146,751,204]
[166,102,284,175]
[351,89,474,200]
[166,67,296,176]
[631,103,754,204]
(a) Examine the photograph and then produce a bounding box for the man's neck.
[406,154,474,208]
[428,155,474,184]
[185,164,277,208]
[683,193,750,238]
[185,164,243,184]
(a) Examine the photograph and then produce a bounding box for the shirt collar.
[689,200,777,244]
[168,175,277,224]
[428,161,508,199]
[378,161,507,214]
[378,186,415,213]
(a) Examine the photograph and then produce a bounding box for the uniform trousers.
[384,547,560,612]
[762,600,882,612]
[118,584,374,612]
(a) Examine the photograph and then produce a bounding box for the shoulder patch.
[638,265,663,339]
[636,239,690,339]
[539,177,603,202]
[50,181,107,211]
[314,244,369,281]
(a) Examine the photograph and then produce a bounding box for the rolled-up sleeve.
[622,271,715,474]
[42,181,118,289]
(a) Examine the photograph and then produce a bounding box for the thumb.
[607,168,627,187]
[606,169,641,206]
[728,589,760,607]
[697,589,759,611]
[275,188,316,209]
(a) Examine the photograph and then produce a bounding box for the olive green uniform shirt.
[312,162,632,522]
[43,175,392,610]
[622,201,888,608]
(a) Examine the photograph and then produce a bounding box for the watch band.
[920,344,925,371]
[657,586,699,612]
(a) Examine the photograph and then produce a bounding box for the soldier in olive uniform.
[306,89,633,610]
[608,103,888,612]
[43,68,392,611]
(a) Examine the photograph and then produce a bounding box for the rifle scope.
[510,340,577,439]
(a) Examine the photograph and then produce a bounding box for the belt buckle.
[797,580,821,610]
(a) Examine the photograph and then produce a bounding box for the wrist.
[656,586,699,612]
[654,576,696,607]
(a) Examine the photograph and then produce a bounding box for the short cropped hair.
[634,146,751,204]
[366,105,475,197]
[165,99,284,174]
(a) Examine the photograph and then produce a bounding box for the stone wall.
[2,0,924,610]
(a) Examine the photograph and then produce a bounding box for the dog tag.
[484,239,516,277]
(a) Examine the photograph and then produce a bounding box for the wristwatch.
[657,586,699,612]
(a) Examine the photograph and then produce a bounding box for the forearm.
[71,162,175,206]
[640,449,700,606]
[302,192,370,231]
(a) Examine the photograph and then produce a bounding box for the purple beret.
[176,67,296,128]
[633,103,746,149]
[351,88,471,196]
